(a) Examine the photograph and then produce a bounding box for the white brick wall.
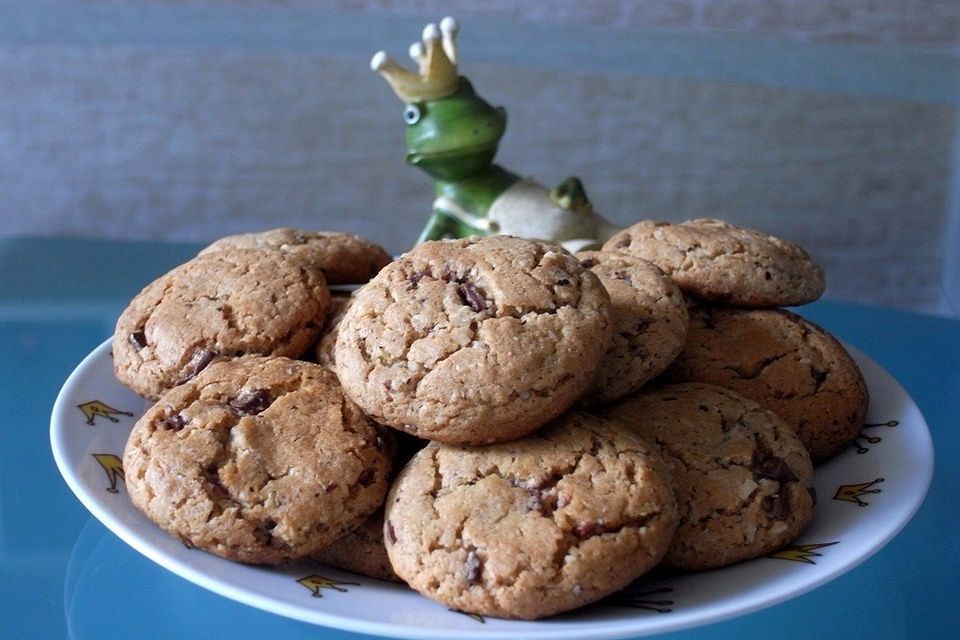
[2,1,958,315]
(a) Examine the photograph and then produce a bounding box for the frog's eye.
[403,104,422,125]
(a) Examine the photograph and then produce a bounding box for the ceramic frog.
[371,17,621,251]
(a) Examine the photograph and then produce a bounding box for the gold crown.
[371,17,460,102]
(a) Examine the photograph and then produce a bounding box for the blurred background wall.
[1,0,958,316]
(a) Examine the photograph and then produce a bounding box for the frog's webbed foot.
[549,177,623,244]
[417,208,485,244]
[550,176,592,211]
[417,211,458,244]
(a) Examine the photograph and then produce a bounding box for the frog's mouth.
[406,143,499,166]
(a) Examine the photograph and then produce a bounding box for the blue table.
[2,238,957,639]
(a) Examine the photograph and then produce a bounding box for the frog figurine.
[371,17,621,251]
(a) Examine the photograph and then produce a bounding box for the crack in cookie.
[123,356,391,565]
[599,383,814,571]
[335,236,612,445]
[661,307,869,462]
[384,413,678,620]
[603,219,824,307]
[113,249,331,400]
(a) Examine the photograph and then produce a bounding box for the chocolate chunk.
[464,550,482,585]
[763,491,791,520]
[556,278,570,286]
[409,269,430,287]
[256,518,278,544]
[510,477,531,490]
[192,348,215,373]
[229,388,271,415]
[161,413,186,431]
[614,235,631,249]
[528,491,560,517]
[323,482,339,494]
[129,329,147,350]
[574,520,604,538]
[579,258,598,269]
[753,448,798,484]
[458,282,487,312]
[177,348,216,384]
[386,520,397,545]
[357,468,375,486]
[812,367,829,387]
[525,494,545,515]
[509,477,561,516]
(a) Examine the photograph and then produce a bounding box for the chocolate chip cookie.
[312,430,425,582]
[384,412,678,619]
[599,383,814,570]
[603,219,825,307]
[315,292,356,371]
[661,306,869,462]
[114,249,330,400]
[335,235,612,445]
[200,228,391,285]
[312,509,401,582]
[123,355,393,564]
[575,250,688,404]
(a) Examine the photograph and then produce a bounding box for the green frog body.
[372,18,620,250]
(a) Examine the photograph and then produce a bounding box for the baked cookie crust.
[384,412,678,619]
[603,219,825,307]
[335,236,612,444]
[114,248,330,399]
[600,383,814,570]
[123,356,392,564]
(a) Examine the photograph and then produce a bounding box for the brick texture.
[2,2,958,314]
[237,0,960,50]
[1,44,954,312]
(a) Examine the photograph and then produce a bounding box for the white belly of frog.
[435,180,621,252]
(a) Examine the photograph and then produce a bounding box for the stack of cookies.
[603,219,869,463]
[113,221,867,621]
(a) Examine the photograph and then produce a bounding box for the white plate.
[51,340,933,639]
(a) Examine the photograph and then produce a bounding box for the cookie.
[384,412,678,620]
[123,355,393,564]
[660,306,869,462]
[312,430,426,582]
[114,249,330,400]
[599,383,814,570]
[575,250,688,404]
[312,509,401,582]
[603,219,825,307]
[200,228,391,285]
[315,292,356,370]
[335,235,612,445]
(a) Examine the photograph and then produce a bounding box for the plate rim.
[51,339,935,640]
